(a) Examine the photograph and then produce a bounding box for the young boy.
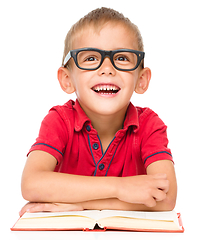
[20,7,177,216]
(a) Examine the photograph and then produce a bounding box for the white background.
[1,0,198,239]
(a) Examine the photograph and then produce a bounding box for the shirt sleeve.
[139,109,173,168]
[27,108,68,165]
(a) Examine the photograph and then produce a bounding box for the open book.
[11,210,184,232]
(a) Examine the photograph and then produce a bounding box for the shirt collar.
[123,102,139,132]
[73,100,139,132]
[73,100,91,132]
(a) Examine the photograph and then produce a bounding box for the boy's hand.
[19,202,84,217]
[116,174,169,207]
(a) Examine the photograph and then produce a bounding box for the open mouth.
[92,84,120,95]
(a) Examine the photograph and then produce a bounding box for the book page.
[97,210,181,231]
[21,210,179,226]
[21,210,101,220]
[99,210,179,224]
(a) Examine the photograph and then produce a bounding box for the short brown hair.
[62,7,144,66]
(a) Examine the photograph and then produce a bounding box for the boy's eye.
[115,55,129,62]
[85,56,98,61]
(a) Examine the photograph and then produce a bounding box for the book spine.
[83,227,107,232]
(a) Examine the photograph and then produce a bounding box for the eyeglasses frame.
[63,48,145,71]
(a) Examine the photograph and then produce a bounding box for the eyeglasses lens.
[77,51,101,69]
[114,52,137,70]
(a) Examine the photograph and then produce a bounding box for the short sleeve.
[140,110,173,168]
[27,109,68,164]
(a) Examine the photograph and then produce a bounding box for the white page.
[21,210,101,219]
[21,210,178,225]
[98,210,178,222]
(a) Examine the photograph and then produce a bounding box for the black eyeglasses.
[63,48,145,71]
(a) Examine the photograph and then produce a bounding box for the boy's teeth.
[92,84,120,94]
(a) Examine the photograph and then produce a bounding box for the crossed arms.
[20,150,177,216]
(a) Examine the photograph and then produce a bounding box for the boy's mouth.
[91,84,120,95]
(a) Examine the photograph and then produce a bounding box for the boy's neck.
[92,114,123,136]
[82,104,129,151]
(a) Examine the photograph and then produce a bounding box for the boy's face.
[61,23,150,118]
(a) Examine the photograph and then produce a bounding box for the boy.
[20,7,177,216]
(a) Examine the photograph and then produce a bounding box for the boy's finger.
[26,203,70,213]
[156,179,169,193]
[145,197,157,208]
[26,203,52,213]
[19,202,36,216]
[153,189,167,202]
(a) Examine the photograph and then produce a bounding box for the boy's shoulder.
[134,105,167,134]
[46,100,76,123]
[51,99,76,111]
[50,99,81,117]
[125,103,162,130]
[136,105,155,117]
[136,105,159,123]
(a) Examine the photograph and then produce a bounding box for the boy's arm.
[21,151,174,212]
[82,160,177,211]
[146,159,177,210]
[21,150,117,203]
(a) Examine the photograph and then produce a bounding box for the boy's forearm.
[82,197,175,211]
[22,152,119,203]
[22,171,118,203]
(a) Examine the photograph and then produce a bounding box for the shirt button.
[93,143,99,150]
[99,163,105,170]
[86,125,91,132]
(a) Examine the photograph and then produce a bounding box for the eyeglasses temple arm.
[63,52,72,66]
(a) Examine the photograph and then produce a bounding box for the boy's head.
[58,7,151,117]
[62,7,144,66]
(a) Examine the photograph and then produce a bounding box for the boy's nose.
[98,57,116,76]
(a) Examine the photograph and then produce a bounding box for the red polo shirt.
[28,100,173,176]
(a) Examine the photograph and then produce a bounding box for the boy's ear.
[57,67,76,94]
[135,67,151,94]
